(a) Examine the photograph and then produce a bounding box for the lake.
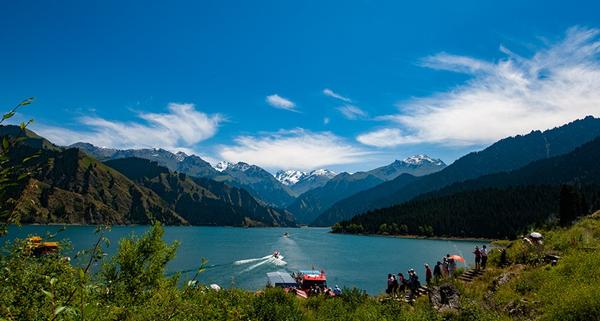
[4,225,486,294]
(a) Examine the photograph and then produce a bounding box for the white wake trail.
[233,255,272,265]
[239,255,287,273]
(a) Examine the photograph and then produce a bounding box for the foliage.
[0,98,35,234]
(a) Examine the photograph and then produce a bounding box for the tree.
[0,97,35,234]
[559,185,587,226]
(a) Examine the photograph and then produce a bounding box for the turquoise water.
[4,226,486,294]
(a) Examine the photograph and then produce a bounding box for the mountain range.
[313,116,600,226]
[286,155,446,224]
[2,126,295,227]
[72,143,295,208]
[275,169,337,195]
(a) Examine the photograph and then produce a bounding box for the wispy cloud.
[34,103,223,152]
[337,105,368,120]
[266,94,297,111]
[358,26,600,147]
[218,129,370,170]
[323,88,352,103]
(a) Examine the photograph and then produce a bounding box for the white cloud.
[34,103,223,152]
[358,26,600,147]
[266,94,297,111]
[218,129,371,170]
[323,88,352,103]
[357,128,420,147]
[337,105,368,120]
[323,117,330,125]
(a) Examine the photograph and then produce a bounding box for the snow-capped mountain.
[276,170,307,186]
[275,169,337,195]
[214,161,232,172]
[403,154,446,166]
[368,154,446,181]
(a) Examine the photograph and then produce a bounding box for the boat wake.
[234,254,287,272]
[233,255,272,265]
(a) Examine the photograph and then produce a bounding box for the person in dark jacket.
[424,264,433,286]
[433,261,442,283]
[473,246,482,270]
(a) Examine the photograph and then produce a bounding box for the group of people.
[472,245,488,270]
[385,268,422,299]
[306,284,342,297]
[386,246,490,297]
[432,254,458,281]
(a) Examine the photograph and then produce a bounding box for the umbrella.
[449,255,465,262]
[530,232,543,239]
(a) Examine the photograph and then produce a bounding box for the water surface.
[5,226,486,294]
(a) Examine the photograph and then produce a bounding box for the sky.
[2,0,600,173]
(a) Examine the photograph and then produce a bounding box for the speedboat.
[272,250,281,259]
[283,232,289,238]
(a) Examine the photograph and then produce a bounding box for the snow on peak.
[232,162,252,172]
[214,161,232,172]
[175,151,188,162]
[275,169,336,185]
[402,154,445,166]
[308,169,336,178]
[275,170,306,186]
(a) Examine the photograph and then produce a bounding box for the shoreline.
[11,224,494,242]
[331,231,496,242]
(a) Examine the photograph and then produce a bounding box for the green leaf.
[18,97,34,106]
[1,111,15,121]
[50,277,58,286]
[54,306,66,316]
[2,137,8,151]
[41,289,53,299]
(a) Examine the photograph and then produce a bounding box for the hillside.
[0,126,295,227]
[7,146,186,225]
[315,116,600,226]
[286,172,387,224]
[214,162,296,208]
[105,157,295,226]
[73,143,295,207]
[333,137,600,238]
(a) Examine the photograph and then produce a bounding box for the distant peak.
[275,168,336,186]
[401,154,445,166]
[275,170,306,185]
[214,161,232,172]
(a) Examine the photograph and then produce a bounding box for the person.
[333,285,342,296]
[424,264,432,286]
[397,273,406,293]
[446,254,456,277]
[442,257,449,278]
[481,245,488,270]
[473,246,482,270]
[407,269,420,300]
[391,273,399,297]
[386,273,394,294]
[433,261,442,283]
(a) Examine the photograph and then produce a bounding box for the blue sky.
[2,0,600,173]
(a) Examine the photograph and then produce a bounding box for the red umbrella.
[450,255,465,262]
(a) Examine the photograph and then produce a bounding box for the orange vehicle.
[26,236,59,256]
